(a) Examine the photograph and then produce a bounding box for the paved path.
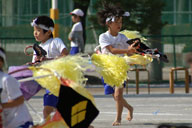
[27,88,192,128]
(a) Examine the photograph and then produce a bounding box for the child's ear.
[47,30,52,36]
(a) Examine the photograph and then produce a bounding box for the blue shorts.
[101,78,126,95]
[44,91,58,108]
[17,121,33,128]
[70,47,79,55]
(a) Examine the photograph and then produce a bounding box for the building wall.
[162,0,192,24]
[1,0,192,27]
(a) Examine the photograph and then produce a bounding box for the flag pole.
[50,0,59,37]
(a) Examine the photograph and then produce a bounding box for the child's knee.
[114,94,123,101]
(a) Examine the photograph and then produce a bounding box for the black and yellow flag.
[57,81,99,128]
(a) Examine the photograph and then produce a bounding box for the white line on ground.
[30,111,187,116]
[100,112,184,116]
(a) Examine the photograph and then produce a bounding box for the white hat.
[70,9,84,17]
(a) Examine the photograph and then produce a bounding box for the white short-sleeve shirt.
[32,37,67,62]
[99,31,130,54]
[0,71,32,128]
[71,22,83,32]
[70,22,83,47]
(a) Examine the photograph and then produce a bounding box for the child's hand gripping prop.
[24,43,47,64]
[33,43,47,58]
[126,38,169,63]
[120,30,169,63]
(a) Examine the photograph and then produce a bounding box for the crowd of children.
[0,3,137,128]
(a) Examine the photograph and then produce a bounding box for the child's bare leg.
[43,106,55,119]
[112,87,124,126]
[122,98,133,121]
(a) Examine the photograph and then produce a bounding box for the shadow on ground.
[158,123,192,128]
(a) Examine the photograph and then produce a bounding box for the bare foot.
[126,106,133,121]
[112,120,121,126]
[88,125,94,128]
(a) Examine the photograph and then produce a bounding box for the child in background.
[97,4,137,126]
[68,8,84,54]
[31,16,68,119]
[0,47,33,128]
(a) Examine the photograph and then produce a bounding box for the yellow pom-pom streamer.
[67,80,96,106]
[29,55,90,96]
[91,54,129,87]
[124,54,153,66]
[120,30,147,43]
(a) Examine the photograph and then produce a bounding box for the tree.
[90,0,166,81]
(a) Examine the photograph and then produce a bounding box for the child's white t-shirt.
[69,22,83,47]
[99,31,130,54]
[32,37,67,62]
[0,71,33,128]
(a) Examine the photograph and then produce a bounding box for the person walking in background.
[31,16,68,119]
[0,47,33,128]
[97,4,137,126]
[68,8,84,54]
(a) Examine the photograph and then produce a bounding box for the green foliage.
[89,0,166,35]
[73,0,90,6]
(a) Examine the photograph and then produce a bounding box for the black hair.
[0,47,5,63]
[97,3,125,26]
[33,16,54,38]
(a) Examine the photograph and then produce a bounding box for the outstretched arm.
[2,96,25,109]
[106,41,138,55]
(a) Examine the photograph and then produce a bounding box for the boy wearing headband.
[97,4,137,126]
[31,16,68,119]
[0,47,33,128]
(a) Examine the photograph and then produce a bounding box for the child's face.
[108,17,122,33]
[33,26,51,43]
[71,15,79,23]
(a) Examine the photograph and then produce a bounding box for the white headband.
[31,18,54,32]
[106,11,130,22]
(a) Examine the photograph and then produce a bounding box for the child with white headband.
[97,4,137,126]
[31,16,68,119]
[0,47,33,128]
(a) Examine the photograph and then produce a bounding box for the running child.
[31,16,68,119]
[97,4,137,126]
